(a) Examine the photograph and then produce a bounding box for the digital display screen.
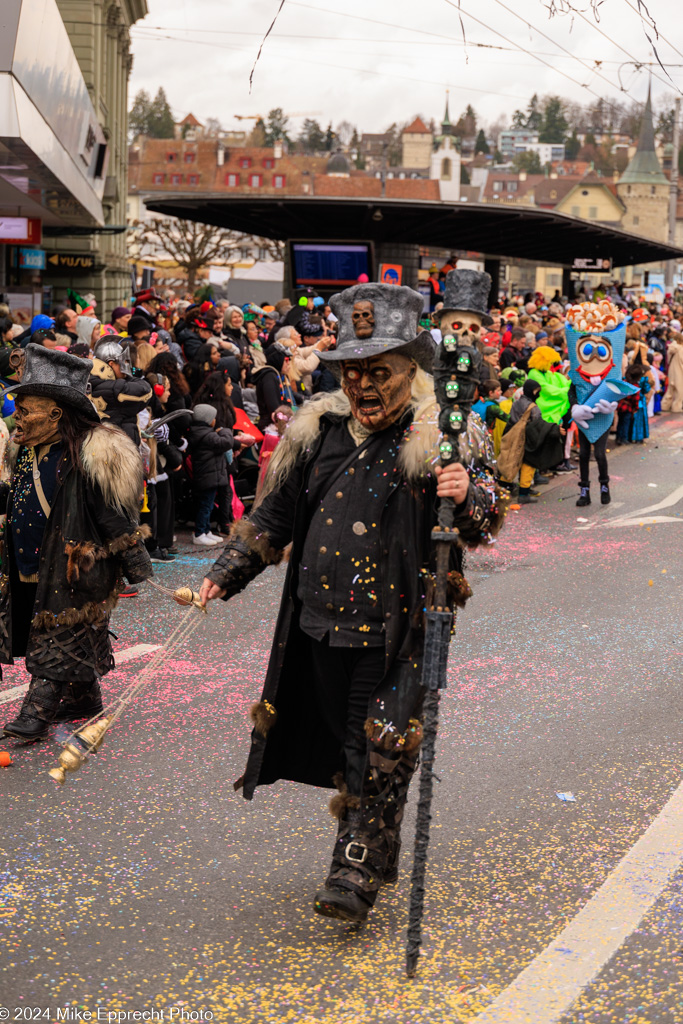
[291,242,372,287]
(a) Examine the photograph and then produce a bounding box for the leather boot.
[54,679,104,723]
[576,484,591,507]
[314,718,422,923]
[600,479,611,505]
[3,677,63,740]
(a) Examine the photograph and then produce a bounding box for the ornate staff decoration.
[405,323,482,977]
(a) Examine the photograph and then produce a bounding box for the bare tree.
[129,217,283,294]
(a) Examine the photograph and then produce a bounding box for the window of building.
[571,205,580,216]
[226,172,240,187]
[153,173,165,185]
[441,158,451,181]
[184,152,196,164]
[249,173,262,187]
[550,189,557,199]
[651,185,656,195]
[273,174,286,188]
[240,246,251,259]
[262,158,274,169]
[171,174,182,185]
[507,181,518,193]
[589,205,598,218]
[167,152,177,162]
[240,157,252,169]
[258,246,267,260]
[633,215,640,225]
[188,174,199,185]
[493,180,504,192]
[627,185,632,194]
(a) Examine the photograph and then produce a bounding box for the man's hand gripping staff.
[405,327,481,976]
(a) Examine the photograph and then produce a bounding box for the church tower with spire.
[430,91,462,200]
[616,83,669,242]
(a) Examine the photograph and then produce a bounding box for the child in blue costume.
[616,357,651,444]
[565,301,638,508]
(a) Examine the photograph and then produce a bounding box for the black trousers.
[155,478,175,550]
[578,430,609,486]
[308,636,385,796]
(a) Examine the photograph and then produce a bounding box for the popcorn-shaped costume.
[565,301,638,506]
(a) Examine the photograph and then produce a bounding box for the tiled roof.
[403,117,430,135]
[386,178,439,200]
[314,176,383,197]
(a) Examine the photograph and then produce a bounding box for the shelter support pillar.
[484,258,500,308]
[562,267,573,301]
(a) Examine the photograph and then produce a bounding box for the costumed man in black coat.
[199,284,505,923]
[1,345,153,741]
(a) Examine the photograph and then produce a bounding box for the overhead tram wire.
[569,5,682,94]
[442,0,617,108]
[488,0,632,98]
[132,24,683,66]
[129,30,533,101]
[620,0,683,62]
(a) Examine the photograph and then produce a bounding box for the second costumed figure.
[565,300,638,507]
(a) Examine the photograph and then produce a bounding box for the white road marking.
[576,482,683,530]
[0,643,160,706]
[471,780,683,1024]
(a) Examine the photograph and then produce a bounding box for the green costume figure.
[527,346,571,424]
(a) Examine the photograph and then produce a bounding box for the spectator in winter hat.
[109,307,132,333]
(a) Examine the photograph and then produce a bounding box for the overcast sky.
[129,0,682,136]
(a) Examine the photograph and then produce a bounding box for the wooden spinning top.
[173,587,206,612]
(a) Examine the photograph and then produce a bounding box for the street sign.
[46,252,95,271]
[572,257,612,272]
[0,218,42,244]
[18,248,46,270]
[379,263,403,285]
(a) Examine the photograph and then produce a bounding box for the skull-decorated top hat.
[320,283,435,372]
[440,269,493,326]
[12,344,99,421]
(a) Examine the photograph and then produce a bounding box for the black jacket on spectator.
[187,422,234,490]
[252,364,286,430]
[89,360,152,445]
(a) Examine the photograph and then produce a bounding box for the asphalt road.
[2,415,683,1023]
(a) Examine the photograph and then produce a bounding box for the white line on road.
[0,643,160,706]
[471,780,683,1024]
[576,482,683,530]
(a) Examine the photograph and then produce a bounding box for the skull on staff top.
[437,269,493,347]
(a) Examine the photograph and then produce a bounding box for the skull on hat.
[351,300,375,338]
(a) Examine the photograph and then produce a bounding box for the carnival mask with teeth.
[341,352,416,431]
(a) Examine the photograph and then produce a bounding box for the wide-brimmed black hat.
[12,344,99,421]
[320,283,435,372]
[440,269,493,325]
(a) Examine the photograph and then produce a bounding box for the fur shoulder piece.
[256,372,443,505]
[81,424,143,518]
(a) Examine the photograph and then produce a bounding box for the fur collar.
[258,380,440,504]
[81,424,143,518]
[6,424,143,520]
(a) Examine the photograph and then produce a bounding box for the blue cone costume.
[566,322,638,443]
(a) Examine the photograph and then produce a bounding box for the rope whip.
[48,584,207,785]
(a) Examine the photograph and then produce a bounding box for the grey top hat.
[440,269,493,326]
[12,344,99,421]
[320,283,435,372]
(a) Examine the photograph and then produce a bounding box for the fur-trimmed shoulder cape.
[6,423,143,519]
[258,372,496,505]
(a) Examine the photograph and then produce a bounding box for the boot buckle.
[345,842,368,864]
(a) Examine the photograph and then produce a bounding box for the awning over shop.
[144,194,683,269]
[0,0,107,227]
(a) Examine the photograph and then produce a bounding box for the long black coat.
[0,425,152,682]
[206,388,503,800]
